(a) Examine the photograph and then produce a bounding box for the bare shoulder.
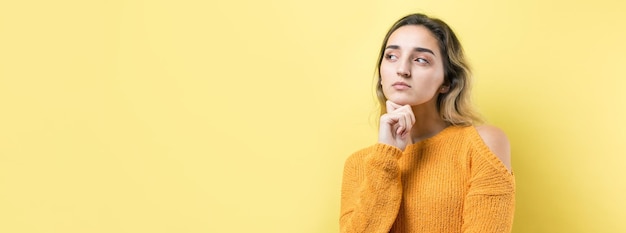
[475,125,512,172]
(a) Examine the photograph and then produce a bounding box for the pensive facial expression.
[380,25,448,107]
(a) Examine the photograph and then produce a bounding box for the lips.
[392,82,411,88]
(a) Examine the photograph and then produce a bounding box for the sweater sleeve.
[339,143,404,233]
[461,135,516,233]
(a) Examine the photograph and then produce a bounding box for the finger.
[389,116,402,137]
[397,112,407,136]
[386,100,402,112]
[409,107,416,125]
[399,121,407,138]
[392,121,401,134]
[403,111,413,136]
[397,105,415,134]
[399,105,415,124]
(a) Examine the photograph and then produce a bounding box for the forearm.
[461,192,515,232]
[340,144,404,233]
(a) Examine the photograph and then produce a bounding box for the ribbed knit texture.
[340,126,515,233]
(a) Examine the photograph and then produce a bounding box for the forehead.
[386,25,440,54]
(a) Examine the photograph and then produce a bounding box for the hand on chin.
[386,96,416,107]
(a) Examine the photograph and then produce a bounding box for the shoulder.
[474,125,512,172]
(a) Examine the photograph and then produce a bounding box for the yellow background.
[1,0,625,232]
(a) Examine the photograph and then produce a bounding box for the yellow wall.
[1,0,625,232]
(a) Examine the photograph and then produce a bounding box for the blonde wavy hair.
[375,13,483,126]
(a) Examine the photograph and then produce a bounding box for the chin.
[386,96,421,106]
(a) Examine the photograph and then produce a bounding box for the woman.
[340,13,515,232]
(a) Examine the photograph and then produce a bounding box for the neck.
[410,102,449,142]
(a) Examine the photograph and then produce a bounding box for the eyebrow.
[385,45,436,56]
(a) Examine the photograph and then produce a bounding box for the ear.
[439,84,450,93]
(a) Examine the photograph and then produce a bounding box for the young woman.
[340,14,515,232]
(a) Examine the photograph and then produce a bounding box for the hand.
[378,100,415,151]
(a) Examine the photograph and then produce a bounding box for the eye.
[385,54,398,61]
[415,58,429,64]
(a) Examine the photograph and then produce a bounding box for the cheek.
[422,65,445,86]
[379,64,395,82]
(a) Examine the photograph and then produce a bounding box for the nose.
[396,59,411,78]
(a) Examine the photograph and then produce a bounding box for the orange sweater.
[340,126,515,233]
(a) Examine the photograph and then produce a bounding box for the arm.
[339,144,404,233]
[462,126,515,233]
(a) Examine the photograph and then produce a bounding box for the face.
[380,25,447,107]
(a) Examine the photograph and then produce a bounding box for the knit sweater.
[340,126,515,233]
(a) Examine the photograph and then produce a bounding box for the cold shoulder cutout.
[475,125,512,173]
